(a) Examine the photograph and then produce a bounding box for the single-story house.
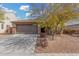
[11,20,40,34]
[0,20,40,34]
[0,9,40,34]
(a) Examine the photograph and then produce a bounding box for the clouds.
[3,7,16,13]
[20,5,32,17]
[26,13,31,16]
[20,5,29,11]
[0,4,16,13]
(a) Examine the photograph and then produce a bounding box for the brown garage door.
[16,24,38,34]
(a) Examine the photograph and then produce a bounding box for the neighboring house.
[0,10,40,34]
[65,20,79,30]
[65,24,79,30]
[0,10,17,34]
[64,24,79,34]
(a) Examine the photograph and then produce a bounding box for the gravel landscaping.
[35,34,79,54]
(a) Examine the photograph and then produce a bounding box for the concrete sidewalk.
[0,34,38,55]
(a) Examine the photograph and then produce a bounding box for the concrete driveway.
[0,34,38,56]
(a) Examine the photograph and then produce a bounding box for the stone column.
[38,24,40,35]
[12,27,16,34]
[12,23,16,34]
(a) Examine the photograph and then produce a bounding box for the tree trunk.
[36,32,48,48]
[52,31,56,40]
[51,25,58,40]
[60,28,64,36]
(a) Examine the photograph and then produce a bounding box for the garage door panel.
[16,25,38,34]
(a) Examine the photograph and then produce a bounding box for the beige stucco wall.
[0,11,17,33]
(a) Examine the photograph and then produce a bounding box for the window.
[6,16,10,21]
[1,23,4,29]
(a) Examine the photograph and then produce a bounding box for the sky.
[0,3,79,25]
[0,3,48,20]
